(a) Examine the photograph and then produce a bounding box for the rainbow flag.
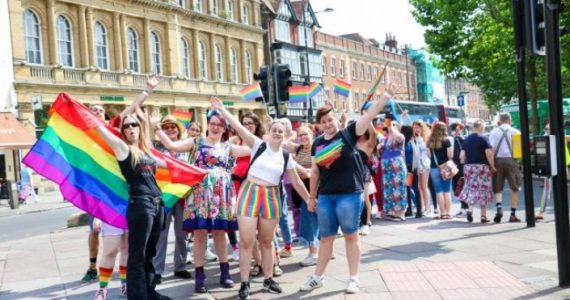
[172,109,193,128]
[334,79,351,97]
[366,62,389,100]
[22,93,207,229]
[239,82,263,101]
[308,82,323,98]
[288,86,309,103]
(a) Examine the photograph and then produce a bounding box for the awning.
[0,112,36,149]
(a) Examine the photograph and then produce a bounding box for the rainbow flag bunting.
[334,79,351,97]
[366,62,389,100]
[288,86,309,103]
[22,93,207,229]
[239,82,264,101]
[172,109,193,128]
[308,82,323,98]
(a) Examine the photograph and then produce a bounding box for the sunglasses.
[242,121,255,126]
[162,124,178,130]
[122,123,140,130]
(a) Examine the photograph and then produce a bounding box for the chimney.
[385,33,398,50]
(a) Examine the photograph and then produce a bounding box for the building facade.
[408,48,446,103]
[316,32,417,114]
[9,0,267,136]
[446,77,490,121]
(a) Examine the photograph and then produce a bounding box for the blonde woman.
[411,120,431,215]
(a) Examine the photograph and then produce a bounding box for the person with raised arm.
[210,96,310,300]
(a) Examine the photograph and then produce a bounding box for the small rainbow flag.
[366,62,389,100]
[334,79,351,97]
[172,109,193,128]
[239,82,263,101]
[308,82,323,98]
[289,86,309,103]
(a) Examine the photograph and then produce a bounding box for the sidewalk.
[0,190,72,218]
[1,198,570,299]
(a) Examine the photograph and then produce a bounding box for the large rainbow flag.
[172,109,193,128]
[22,93,207,229]
[288,86,309,103]
[308,82,323,98]
[334,79,351,97]
[239,82,264,101]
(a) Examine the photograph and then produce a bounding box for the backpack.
[245,142,290,200]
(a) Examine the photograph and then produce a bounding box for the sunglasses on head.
[122,123,140,130]
[162,124,178,130]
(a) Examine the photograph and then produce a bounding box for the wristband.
[142,89,150,96]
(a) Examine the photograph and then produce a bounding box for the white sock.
[349,276,359,283]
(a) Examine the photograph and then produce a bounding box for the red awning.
[0,112,36,149]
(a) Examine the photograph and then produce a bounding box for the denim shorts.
[316,193,364,238]
[430,168,452,193]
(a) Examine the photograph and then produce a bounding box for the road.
[0,206,81,242]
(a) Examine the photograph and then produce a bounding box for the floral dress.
[182,137,238,232]
[380,138,408,214]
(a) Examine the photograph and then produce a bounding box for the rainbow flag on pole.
[308,82,323,98]
[288,86,309,103]
[366,62,389,100]
[239,82,264,101]
[334,79,351,97]
[22,93,207,229]
[172,109,193,128]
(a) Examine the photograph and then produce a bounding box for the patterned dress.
[381,138,408,214]
[182,138,238,232]
[458,164,493,206]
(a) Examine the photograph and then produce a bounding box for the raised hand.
[146,74,160,91]
[210,96,224,111]
[385,82,400,98]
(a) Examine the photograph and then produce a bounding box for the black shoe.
[263,277,282,294]
[466,211,473,223]
[154,274,162,285]
[494,209,503,223]
[153,292,172,300]
[405,210,413,217]
[174,270,192,279]
[238,281,250,299]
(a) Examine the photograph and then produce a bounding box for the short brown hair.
[316,106,334,123]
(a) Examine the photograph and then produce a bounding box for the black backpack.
[245,142,290,201]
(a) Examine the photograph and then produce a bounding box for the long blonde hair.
[413,120,431,141]
[427,121,448,149]
[120,115,151,169]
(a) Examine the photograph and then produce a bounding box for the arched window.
[215,45,223,81]
[242,5,249,24]
[56,15,73,67]
[180,38,190,78]
[227,0,235,20]
[94,22,108,70]
[127,28,140,73]
[151,32,162,74]
[199,41,208,79]
[23,9,42,64]
[230,48,238,83]
[245,50,252,82]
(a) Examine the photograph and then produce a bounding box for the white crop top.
[248,138,294,186]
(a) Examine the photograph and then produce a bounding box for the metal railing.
[30,65,53,80]
[63,69,84,82]
[101,72,119,83]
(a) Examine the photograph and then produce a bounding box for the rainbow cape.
[288,86,309,103]
[172,109,193,128]
[366,62,389,100]
[239,82,263,101]
[308,82,323,98]
[334,79,351,97]
[22,93,207,229]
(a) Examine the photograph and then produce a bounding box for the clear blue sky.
[309,0,426,48]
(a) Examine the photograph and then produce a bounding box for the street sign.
[457,95,465,107]
[31,96,42,110]
[100,96,124,102]
[222,100,234,106]
[267,106,276,115]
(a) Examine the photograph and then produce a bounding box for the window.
[195,0,202,12]
[151,32,162,74]
[24,9,42,64]
[275,20,290,42]
[230,48,238,83]
[242,5,249,24]
[321,56,326,75]
[367,65,372,81]
[215,44,223,81]
[339,60,345,78]
[227,0,234,20]
[127,28,140,73]
[354,93,359,112]
[180,38,190,77]
[374,66,379,80]
[94,22,108,70]
[56,15,73,67]
[330,57,336,76]
[178,0,185,8]
[360,63,364,80]
[352,61,356,79]
[212,0,218,15]
[298,25,312,47]
[199,41,208,79]
[245,50,252,82]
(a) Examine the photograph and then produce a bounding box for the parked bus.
[437,105,466,125]
[501,99,570,134]
[377,100,463,126]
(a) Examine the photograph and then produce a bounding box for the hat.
[161,115,184,133]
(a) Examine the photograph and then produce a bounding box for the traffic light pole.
[544,0,570,287]
[272,65,281,118]
[303,8,313,123]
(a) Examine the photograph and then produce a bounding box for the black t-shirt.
[312,122,364,194]
[452,136,464,165]
[118,151,162,198]
[429,139,452,168]
[462,133,492,165]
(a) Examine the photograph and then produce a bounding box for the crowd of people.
[72,75,533,300]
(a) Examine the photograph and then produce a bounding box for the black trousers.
[126,196,164,300]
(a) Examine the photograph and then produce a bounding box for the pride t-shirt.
[312,122,364,194]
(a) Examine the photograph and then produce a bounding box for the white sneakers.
[346,277,360,294]
[359,225,370,236]
[300,275,324,291]
[300,254,318,267]
[229,248,239,262]
[204,247,218,262]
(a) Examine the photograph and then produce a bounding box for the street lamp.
[303,6,333,122]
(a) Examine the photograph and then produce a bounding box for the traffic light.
[253,66,269,102]
[524,0,546,56]
[274,64,292,102]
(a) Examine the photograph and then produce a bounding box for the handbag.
[454,177,464,196]
[432,149,459,181]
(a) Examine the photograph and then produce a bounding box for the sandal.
[442,214,452,220]
[481,216,489,223]
[250,264,262,277]
[535,215,544,221]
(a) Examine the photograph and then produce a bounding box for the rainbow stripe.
[367,62,389,100]
[308,82,322,98]
[288,86,309,103]
[314,138,344,168]
[119,265,127,284]
[236,181,280,219]
[239,82,264,101]
[22,93,206,229]
[99,267,113,288]
[172,109,193,128]
[334,79,351,97]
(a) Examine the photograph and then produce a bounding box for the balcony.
[13,64,246,98]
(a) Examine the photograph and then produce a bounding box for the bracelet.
[142,89,150,96]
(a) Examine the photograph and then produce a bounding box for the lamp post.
[303,6,333,122]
